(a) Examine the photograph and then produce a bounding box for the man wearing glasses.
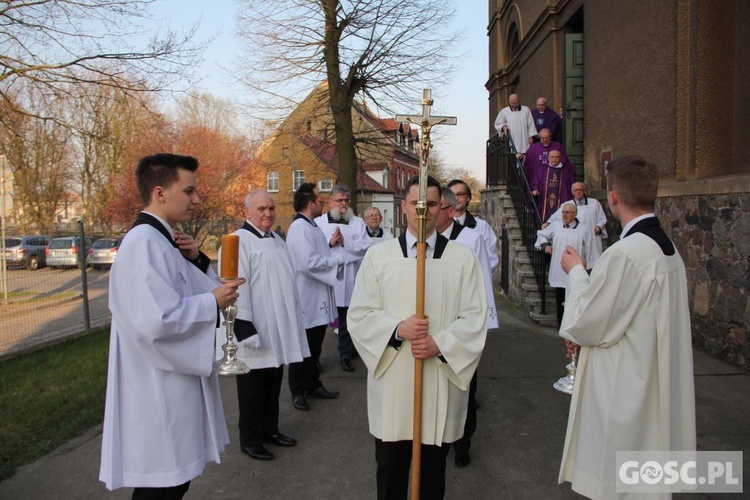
[447,179,499,274]
[436,186,498,469]
[363,206,394,243]
[315,184,373,372]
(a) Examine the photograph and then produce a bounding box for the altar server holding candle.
[217,190,309,461]
[100,154,244,498]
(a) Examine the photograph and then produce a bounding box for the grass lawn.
[0,328,110,481]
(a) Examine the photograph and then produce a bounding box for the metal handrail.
[487,133,550,314]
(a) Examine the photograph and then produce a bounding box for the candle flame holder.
[214,278,250,376]
[553,346,578,394]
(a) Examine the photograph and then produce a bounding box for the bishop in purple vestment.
[523,128,575,184]
[532,97,562,143]
[531,150,576,223]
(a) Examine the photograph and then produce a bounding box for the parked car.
[3,235,51,270]
[87,237,122,270]
[45,236,93,269]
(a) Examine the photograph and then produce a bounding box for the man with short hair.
[315,184,373,372]
[522,128,575,184]
[545,182,607,267]
[363,206,394,243]
[100,153,244,498]
[436,186,498,469]
[558,156,696,499]
[494,94,537,157]
[531,97,562,143]
[349,175,488,499]
[448,179,499,273]
[534,203,595,326]
[220,190,309,461]
[531,150,577,223]
[286,182,342,411]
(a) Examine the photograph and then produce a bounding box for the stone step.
[529,311,559,327]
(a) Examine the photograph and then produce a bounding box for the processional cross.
[394,89,456,500]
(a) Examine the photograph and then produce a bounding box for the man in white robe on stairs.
[100,154,244,498]
[349,175,488,500]
[557,156,695,500]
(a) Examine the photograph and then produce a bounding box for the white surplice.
[100,219,228,490]
[286,214,341,328]
[535,219,596,288]
[456,211,499,273]
[441,222,499,329]
[348,238,488,445]
[547,197,608,266]
[218,227,310,368]
[558,226,696,500]
[493,105,537,154]
[367,227,394,244]
[314,213,372,307]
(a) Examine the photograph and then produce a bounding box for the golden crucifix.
[395,89,456,500]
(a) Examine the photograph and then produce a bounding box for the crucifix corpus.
[394,89,456,500]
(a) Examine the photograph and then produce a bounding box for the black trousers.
[452,370,478,456]
[375,439,450,500]
[236,365,283,447]
[556,287,566,326]
[132,482,190,500]
[288,324,326,396]
[337,306,357,361]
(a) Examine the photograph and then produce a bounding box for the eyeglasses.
[331,198,350,204]
[453,192,468,198]
[365,214,381,219]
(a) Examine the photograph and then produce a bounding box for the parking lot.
[0,265,112,359]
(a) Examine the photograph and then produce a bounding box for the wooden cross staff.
[395,89,456,500]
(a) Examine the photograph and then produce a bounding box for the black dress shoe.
[340,358,354,372]
[455,451,471,468]
[264,433,297,447]
[306,386,340,399]
[241,445,274,461]
[292,395,310,411]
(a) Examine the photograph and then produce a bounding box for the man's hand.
[560,245,584,274]
[532,190,540,197]
[564,339,580,358]
[397,315,429,340]
[174,230,199,261]
[502,125,509,135]
[212,278,245,309]
[594,225,602,235]
[515,153,524,160]
[330,227,343,247]
[541,222,550,229]
[411,334,440,359]
[544,245,553,255]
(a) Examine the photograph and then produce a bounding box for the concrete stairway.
[496,189,558,327]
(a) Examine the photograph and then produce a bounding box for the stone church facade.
[485,0,749,370]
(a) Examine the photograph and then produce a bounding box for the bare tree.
[0,0,201,126]
[235,0,459,206]
[0,91,75,233]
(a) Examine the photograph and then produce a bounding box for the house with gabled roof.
[251,82,421,234]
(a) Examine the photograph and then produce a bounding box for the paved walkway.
[0,293,747,499]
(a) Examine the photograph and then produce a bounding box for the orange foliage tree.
[105,113,261,245]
